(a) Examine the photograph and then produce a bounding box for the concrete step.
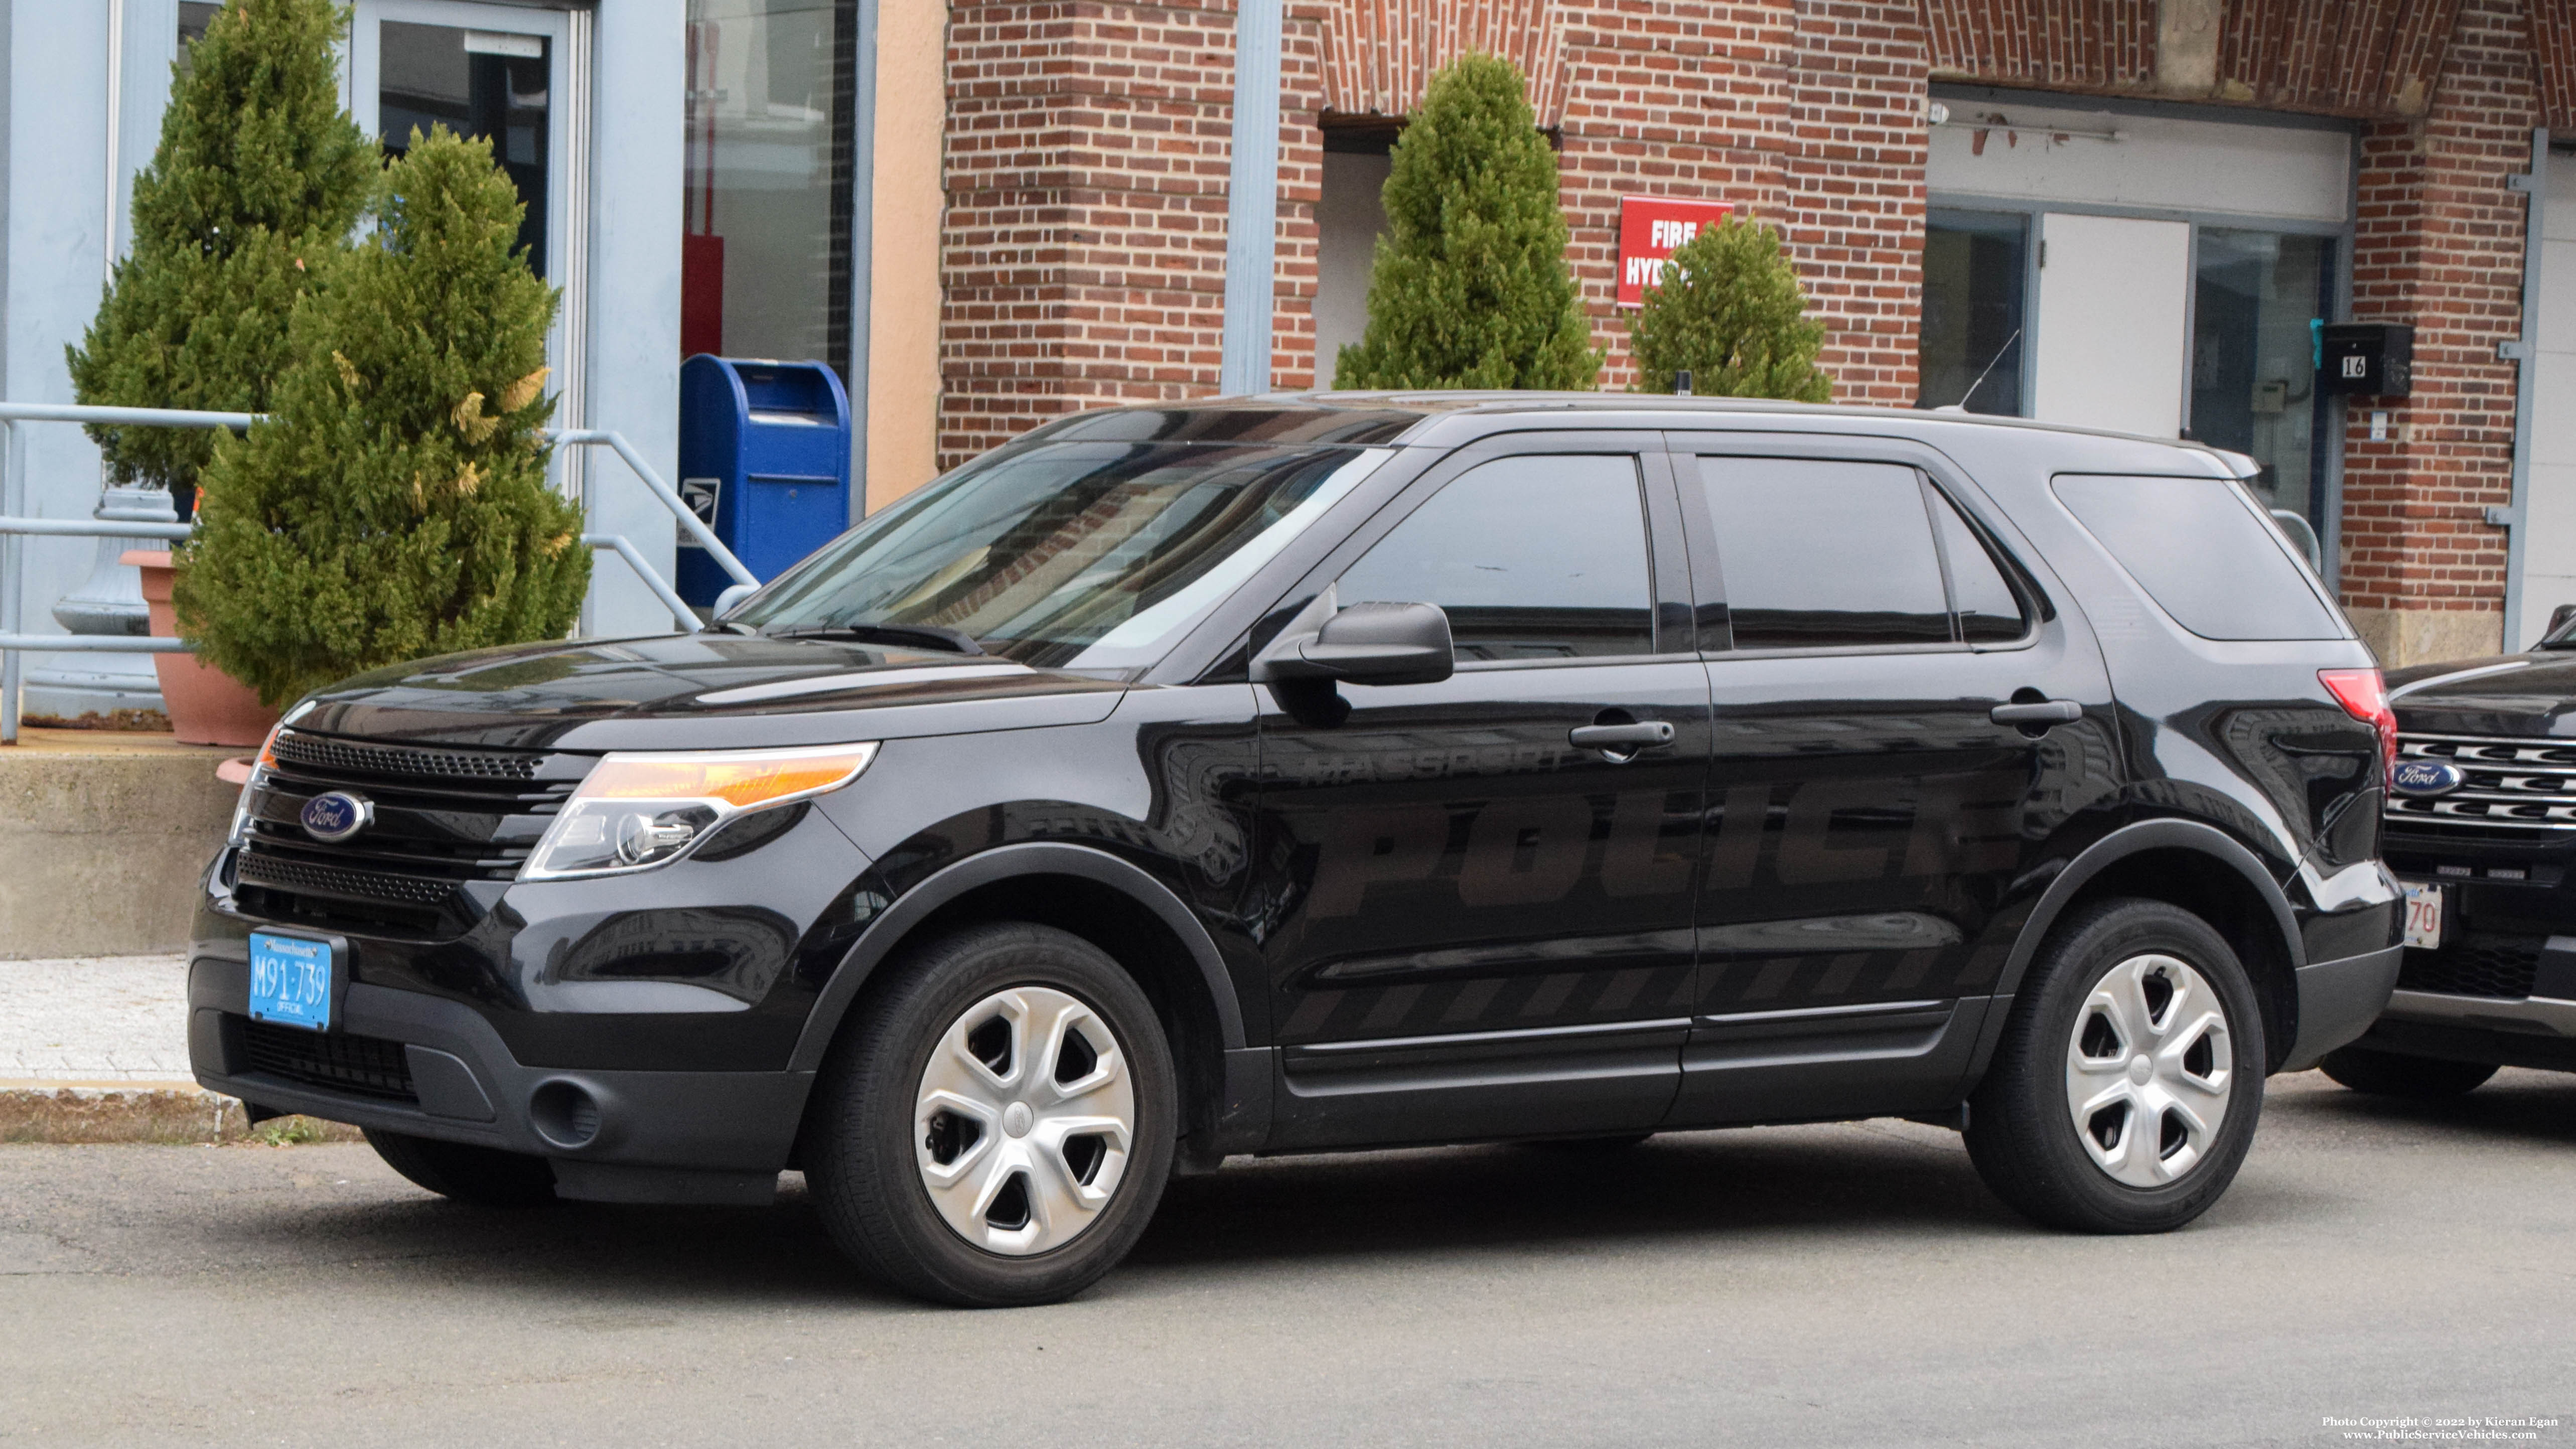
[0,729,239,958]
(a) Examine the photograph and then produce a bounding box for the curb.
[0,1086,362,1145]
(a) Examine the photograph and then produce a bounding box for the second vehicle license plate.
[2401,883,2445,951]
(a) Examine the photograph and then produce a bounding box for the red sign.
[1616,196,1732,308]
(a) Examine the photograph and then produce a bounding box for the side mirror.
[1253,598,1454,687]
[2548,603,2576,642]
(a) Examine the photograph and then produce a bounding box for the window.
[1919,209,2028,415]
[2053,474,2341,641]
[684,1,856,372]
[1338,455,1654,661]
[1699,459,1952,649]
[380,23,553,276]
[1930,493,2028,643]
[733,441,1389,671]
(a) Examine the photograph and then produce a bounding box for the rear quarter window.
[2051,473,2342,642]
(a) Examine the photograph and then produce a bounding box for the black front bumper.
[189,952,814,1206]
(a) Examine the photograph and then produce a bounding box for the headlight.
[227,722,287,848]
[520,743,880,881]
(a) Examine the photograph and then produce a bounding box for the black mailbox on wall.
[2319,322,2414,397]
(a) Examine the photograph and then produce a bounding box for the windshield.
[728,441,1391,671]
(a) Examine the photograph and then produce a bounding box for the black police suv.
[2319,623,2576,1098]
[191,395,2403,1306]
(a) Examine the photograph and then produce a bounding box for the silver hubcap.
[914,985,1135,1255]
[2063,953,2233,1187]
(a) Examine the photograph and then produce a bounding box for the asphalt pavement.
[2,1070,2572,1448]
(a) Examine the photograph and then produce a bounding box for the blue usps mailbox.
[675,355,852,607]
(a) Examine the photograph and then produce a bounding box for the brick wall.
[2338,0,2534,663]
[1779,1,1929,402]
[939,0,1244,469]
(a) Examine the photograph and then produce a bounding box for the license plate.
[248,931,336,1032]
[2401,882,2445,951]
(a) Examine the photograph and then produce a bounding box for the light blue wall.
[4,3,163,712]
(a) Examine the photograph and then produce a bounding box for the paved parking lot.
[2,1070,2571,1448]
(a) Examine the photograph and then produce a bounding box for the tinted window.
[1339,454,1653,660]
[1931,492,2028,642]
[2053,474,2341,641]
[1699,458,1951,648]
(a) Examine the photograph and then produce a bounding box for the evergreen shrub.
[69,0,373,508]
[176,126,590,707]
[1624,213,1833,401]
[1332,54,1600,391]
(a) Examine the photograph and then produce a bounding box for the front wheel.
[1966,899,2265,1233]
[2319,1045,2497,1099]
[804,922,1177,1307]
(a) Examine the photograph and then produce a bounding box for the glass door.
[2189,229,2336,531]
[348,1,587,487]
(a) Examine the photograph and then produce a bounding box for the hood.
[2385,652,2576,738]
[285,634,1129,752]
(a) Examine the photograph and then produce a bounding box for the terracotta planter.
[120,549,279,747]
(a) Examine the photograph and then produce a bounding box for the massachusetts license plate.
[2401,882,2445,951]
[248,931,336,1032]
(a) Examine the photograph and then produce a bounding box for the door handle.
[1569,720,1676,755]
[1990,699,2083,726]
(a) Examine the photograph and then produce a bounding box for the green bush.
[1624,213,1832,400]
[1333,54,1599,391]
[177,126,590,707]
[68,0,372,506]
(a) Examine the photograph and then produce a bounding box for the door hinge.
[2487,506,2521,527]
[2501,339,2532,361]
[2510,172,2540,194]
[2037,239,2047,269]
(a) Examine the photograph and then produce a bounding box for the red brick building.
[930,0,2576,666]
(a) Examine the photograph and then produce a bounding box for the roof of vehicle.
[1030,391,2254,478]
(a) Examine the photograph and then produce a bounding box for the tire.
[2319,1045,2498,1099]
[364,1128,559,1208]
[804,922,1178,1308]
[1965,899,2265,1234]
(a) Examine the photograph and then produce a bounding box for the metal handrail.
[0,402,746,744]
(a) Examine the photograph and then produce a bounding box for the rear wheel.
[804,922,1177,1307]
[2319,1046,2498,1099]
[1966,899,2264,1233]
[363,1128,558,1207]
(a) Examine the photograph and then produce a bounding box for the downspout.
[1218,0,1281,396]
[2497,126,2547,651]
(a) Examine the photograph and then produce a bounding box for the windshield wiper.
[760,623,986,655]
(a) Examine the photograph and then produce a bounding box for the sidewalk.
[0,953,363,1143]
[0,953,194,1086]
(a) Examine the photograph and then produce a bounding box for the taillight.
[2319,667,2396,787]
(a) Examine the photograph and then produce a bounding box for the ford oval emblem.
[2390,760,2466,798]
[300,790,373,843]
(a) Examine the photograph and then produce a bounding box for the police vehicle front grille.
[237,1019,417,1102]
[233,731,591,932]
[271,732,540,782]
[2398,932,2543,1000]
[235,852,454,907]
[2384,733,2576,834]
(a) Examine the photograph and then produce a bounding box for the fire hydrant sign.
[1617,197,1732,308]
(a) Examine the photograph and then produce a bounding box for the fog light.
[529,1080,602,1149]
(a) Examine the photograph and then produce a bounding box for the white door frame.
[347,0,592,504]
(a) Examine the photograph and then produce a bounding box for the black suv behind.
[2319,632,2576,1097]
[190,396,2403,1305]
